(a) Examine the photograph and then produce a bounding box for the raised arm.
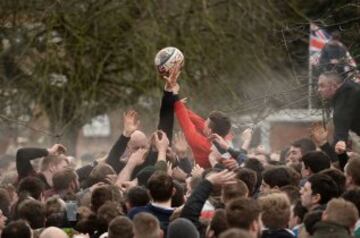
[106,110,139,173]
[16,144,66,179]
[187,109,206,133]
[180,170,236,230]
[174,101,211,168]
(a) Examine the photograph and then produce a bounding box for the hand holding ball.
[154,47,184,76]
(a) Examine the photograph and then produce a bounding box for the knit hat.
[167,218,199,238]
[136,166,156,186]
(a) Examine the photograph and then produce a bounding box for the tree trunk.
[50,122,80,157]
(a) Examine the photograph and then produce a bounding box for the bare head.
[121,130,147,161]
[318,71,344,100]
[39,226,68,238]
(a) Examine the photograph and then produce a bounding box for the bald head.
[121,130,147,161]
[130,130,147,149]
[39,227,68,238]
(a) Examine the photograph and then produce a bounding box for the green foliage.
[0,0,359,146]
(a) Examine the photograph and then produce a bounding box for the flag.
[309,23,357,70]
[309,23,331,66]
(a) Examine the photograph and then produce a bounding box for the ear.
[172,187,176,196]
[313,193,321,204]
[322,210,328,221]
[249,220,258,233]
[70,180,76,191]
[302,168,310,177]
[159,229,164,238]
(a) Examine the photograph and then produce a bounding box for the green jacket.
[312,221,352,238]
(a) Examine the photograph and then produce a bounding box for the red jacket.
[174,101,211,168]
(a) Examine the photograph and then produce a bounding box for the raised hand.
[222,158,239,171]
[241,128,253,151]
[163,62,181,92]
[173,131,189,157]
[47,144,67,156]
[335,140,346,154]
[154,130,170,153]
[310,122,328,146]
[209,133,230,150]
[172,167,187,181]
[127,148,147,167]
[191,164,205,178]
[117,180,137,192]
[123,110,140,137]
[206,169,236,186]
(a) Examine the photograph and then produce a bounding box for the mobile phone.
[65,201,78,222]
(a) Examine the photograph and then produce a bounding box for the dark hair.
[2,220,32,238]
[126,186,150,208]
[147,171,174,202]
[321,168,346,196]
[75,214,98,235]
[243,159,264,192]
[45,197,66,227]
[91,185,114,212]
[262,166,292,188]
[285,166,301,187]
[293,200,308,223]
[219,228,252,238]
[346,159,360,186]
[331,30,341,41]
[222,179,249,204]
[342,188,360,215]
[303,210,323,235]
[210,209,229,237]
[53,168,78,191]
[280,148,289,162]
[171,180,185,207]
[18,199,46,229]
[292,138,316,155]
[308,174,338,205]
[208,111,231,137]
[17,177,45,200]
[235,168,257,196]
[226,198,261,230]
[280,185,300,205]
[302,151,330,174]
[108,216,134,238]
[96,202,124,234]
[0,188,11,218]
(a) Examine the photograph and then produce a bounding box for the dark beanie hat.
[167,218,199,238]
[136,166,156,186]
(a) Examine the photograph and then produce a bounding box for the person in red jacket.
[164,64,231,168]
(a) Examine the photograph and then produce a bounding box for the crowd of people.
[0,62,359,238]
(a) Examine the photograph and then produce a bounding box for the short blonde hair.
[133,212,161,238]
[40,155,68,172]
[222,179,249,204]
[325,198,359,228]
[258,192,291,229]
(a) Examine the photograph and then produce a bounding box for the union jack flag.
[309,23,357,69]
